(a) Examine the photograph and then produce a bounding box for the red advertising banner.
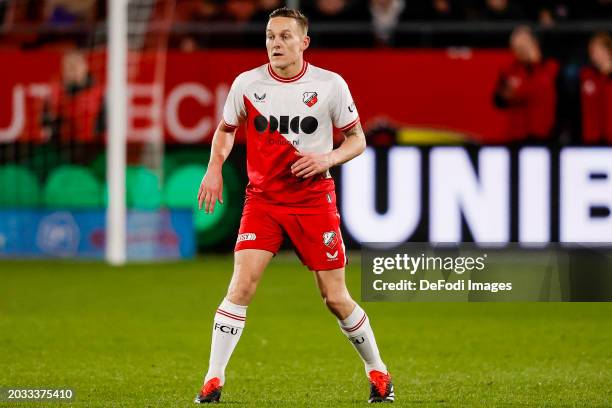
[0,49,514,145]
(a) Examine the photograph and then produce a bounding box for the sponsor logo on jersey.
[323,231,337,249]
[266,138,299,146]
[237,233,256,242]
[253,115,318,135]
[348,101,356,113]
[254,92,266,102]
[303,92,318,107]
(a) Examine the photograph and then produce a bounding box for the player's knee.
[323,293,349,313]
[227,284,256,304]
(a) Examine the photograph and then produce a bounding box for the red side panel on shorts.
[234,203,284,255]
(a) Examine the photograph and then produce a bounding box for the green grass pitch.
[1,254,611,407]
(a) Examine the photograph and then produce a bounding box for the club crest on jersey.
[254,92,266,102]
[323,231,337,249]
[303,92,318,107]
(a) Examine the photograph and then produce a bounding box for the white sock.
[204,298,247,385]
[338,304,387,375]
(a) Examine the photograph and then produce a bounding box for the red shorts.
[234,200,347,271]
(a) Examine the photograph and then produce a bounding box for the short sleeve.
[330,74,359,130]
[222,76,246,128]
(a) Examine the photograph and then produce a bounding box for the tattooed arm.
[329,121,367,166]
[291,121,367,178]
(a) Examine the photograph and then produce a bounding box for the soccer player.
[195,7,394,404]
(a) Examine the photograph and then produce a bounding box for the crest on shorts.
[323,231,337,249]
[303,92,318,107]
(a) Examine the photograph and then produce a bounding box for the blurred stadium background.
[0,0,611,406]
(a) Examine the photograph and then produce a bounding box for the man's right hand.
[197,165,224,214]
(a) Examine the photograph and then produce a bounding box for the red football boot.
[194,377,222,404]
[368,370,395,403]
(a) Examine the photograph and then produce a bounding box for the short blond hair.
[269,7,308,34]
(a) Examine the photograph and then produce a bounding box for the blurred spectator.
[251,0,285,22]
[493,26,559,142]
[43,50,105,151]
[20,0,99,48]
[0,0,46,48]
[580,32,612,144]
[425,0,465,20]
[369,0,405,46]
[220,0,260,47]
[402,0,465,20]
[532,1,571,27]
[172,0,222,51]
[308,0,369,22]
[44,0,96,26]
[305,0,371,47]
[395,0,468,46]
[224,0,258,22]
[481,0,524,20]
[172,0,261,49]
[174,0,221,22]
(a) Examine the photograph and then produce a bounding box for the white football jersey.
[222,62,359,210]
